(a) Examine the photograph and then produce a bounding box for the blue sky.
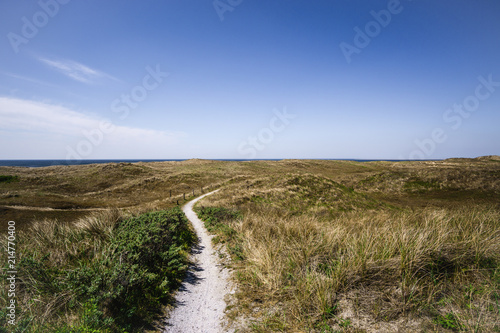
[0,0,499,160]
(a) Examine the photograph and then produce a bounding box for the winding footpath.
[164,190,234,333]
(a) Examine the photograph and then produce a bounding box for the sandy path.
[164,190,234,333]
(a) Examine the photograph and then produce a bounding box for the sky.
[0,0,499,160]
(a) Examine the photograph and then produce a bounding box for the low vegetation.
[195,206,245,261]
[1,157,499,332]
[0,175,18,184]
[199,167,500,331]
[0,207,195,332]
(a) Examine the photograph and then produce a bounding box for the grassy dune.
[201,198,499,331]
[1,157,499,332]
[0,160,239,228]
[197,158,500,332]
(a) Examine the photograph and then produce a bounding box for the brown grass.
[197,161,500,332]
[0,208,126,329]
[1,157,499,332]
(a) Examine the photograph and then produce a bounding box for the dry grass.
[199,164,500,332]
[0,160,243,228]
[1,206,197,331]
[231,208,499,332]
[2,157,497,227]
[1,157,499,332]
[0,209,126,330]
[27,209,123,264]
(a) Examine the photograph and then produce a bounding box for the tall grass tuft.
[200,195,500,331]
[0,207,196,332]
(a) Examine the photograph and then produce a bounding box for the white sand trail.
[164,190,234,333]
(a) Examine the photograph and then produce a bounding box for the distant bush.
[0,175,18,183]
[403,177,441,192]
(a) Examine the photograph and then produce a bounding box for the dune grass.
[0,207,195,332]
[1,158,499,332]
[199,171,500,332]
[236,207,499,332]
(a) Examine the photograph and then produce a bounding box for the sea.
[0,159,417,168]
[0,159,186,168]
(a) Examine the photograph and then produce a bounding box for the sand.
[164,190,234,333]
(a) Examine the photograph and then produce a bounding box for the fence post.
[192,189,195,196]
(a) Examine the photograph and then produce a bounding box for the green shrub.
[0,175,18,183]
[403,178,440,192]
[3,207,195,332]
[195,206,244,259]
[196,206,241,231]
[99,209,195,326]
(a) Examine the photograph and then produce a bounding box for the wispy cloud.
[38,57,120,84]
[0,97,186,158]
[1,72,97,100]
[1,72,66,91]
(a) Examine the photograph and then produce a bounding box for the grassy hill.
[1,158,499,332]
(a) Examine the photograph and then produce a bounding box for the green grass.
[195,206,245,260]
[0,207,196,332]
[0,175,18,183]
[1,158,499,332]
[200,171,500,332]
[403,178,441,192]
[434,312,462,331]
